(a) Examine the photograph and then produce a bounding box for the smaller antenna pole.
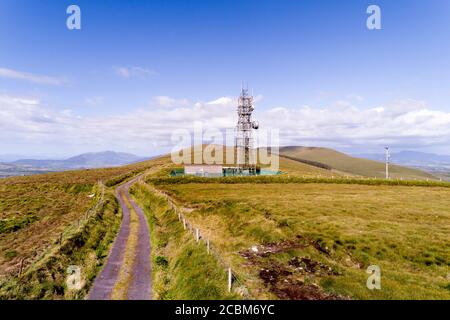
[385,146,390,179]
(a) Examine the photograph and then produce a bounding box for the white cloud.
[260,100,450,150]
[1,94,450,155]
[113,66,158,79]
[346,94,365,102]
[154,96,189,108]
[0,67,66,85]
[85,96,104,106]
[207,97,235,107]
[207,95,263,107]
[254,94,264,103]
[0,95,40,106]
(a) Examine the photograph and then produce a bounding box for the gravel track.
[88,176,152,300]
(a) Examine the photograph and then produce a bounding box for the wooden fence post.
[183,218,186,230]
[18,258,25,277]
[228,268,232,293]
[196,229,200,242]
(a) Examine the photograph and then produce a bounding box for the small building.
[184,165,223,177]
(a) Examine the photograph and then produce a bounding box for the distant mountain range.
[12,151,146,169]
[2,148,449,180]
[355,151,450,167]
[0,154,30,162]
[0,151,149,178]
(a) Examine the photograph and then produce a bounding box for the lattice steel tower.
[235,87,259,174]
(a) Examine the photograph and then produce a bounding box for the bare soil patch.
[240,235,349,300]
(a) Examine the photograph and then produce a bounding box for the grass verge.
[130,182,239,300]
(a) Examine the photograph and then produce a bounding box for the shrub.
[0,215,38,234]
[155,256,169,268]
[4,250,18,260]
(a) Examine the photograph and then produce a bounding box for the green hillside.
[171,144,342,178]
[0,156,172,299]
[278,146,437,180]
[153,179,450,300]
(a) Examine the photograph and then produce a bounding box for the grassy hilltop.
[278,146,437,180]
[0,146,448,300]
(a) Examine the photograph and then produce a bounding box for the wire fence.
[149,185,253,299]
[1,181,106,283]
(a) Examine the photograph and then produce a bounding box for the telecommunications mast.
[235,85,259,175]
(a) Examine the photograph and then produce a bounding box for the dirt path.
[88,175,152,300]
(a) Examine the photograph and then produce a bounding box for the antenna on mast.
[385,146,390,179]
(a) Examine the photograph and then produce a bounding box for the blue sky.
[1,0,450,158]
